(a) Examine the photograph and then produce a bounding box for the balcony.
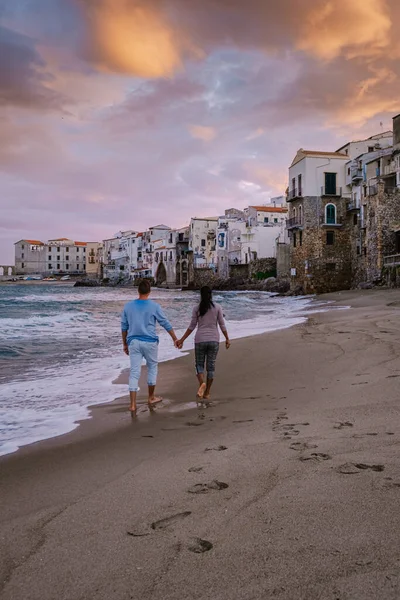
[382,164,396,177]
[351,168,363,181]
[286,217,303,230]
[288,188,303,201]
[384,254,400,267]
[368,185,378,196]
[321,186,342,197]
[346,200,360,212]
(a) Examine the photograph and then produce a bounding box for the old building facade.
[287,149,352,293]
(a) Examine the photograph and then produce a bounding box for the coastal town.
[8,113,400,294]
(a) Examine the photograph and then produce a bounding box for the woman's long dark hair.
[199,286,214,317]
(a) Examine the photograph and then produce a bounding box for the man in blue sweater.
[121,279,178,414]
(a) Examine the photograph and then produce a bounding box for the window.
[169,234,173,244]
[368,146,374,153]
[66,247,69,252]
[298,205,303,223]
[49,255,52,260]
[48,264,52,269]
[347,167,350,176]
[293,207,297,219]
[170,251,173,261]
[66,255,69,261]
[201,239,206,247]
[357,245,361,255]
[155,252,159,262]
[293,232,297,248]
[299,231,303,246]
[83,248,86,253]
[77,264,79,270]
[326,231,335,245]
[66,264,69,270]
[364,247,367,256]
[274,218,278,223]
[324,172,337,195]
[22,244,25,249]
[21,262,25,269]
[292,177,296,193]
[57,255,60,261]
[21,253,24,259]
[298,174,302,196]
[57,263,60,269]
[264,217,269,223]
[57,247,60,251]
[353,214,358,226]
[120,266,124,271]
[326,263,336,272]
[326,204,336,224]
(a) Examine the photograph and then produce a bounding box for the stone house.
[189,217,218,269]
[85,242,103,279]
[244,205,288,227]
[287,149,352,293]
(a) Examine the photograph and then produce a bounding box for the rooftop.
[250,206,288,213]
[15,239,44,245]
[291,149,348,167]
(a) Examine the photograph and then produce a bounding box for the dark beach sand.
[2,288,400,599]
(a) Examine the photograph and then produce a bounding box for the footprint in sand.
[151,511,192,531]
[186,421,204,427]
[188,538,213,553]
[205,445,227,452]
[290,442,318,452]
[188,466,204,473]
[336,462,385,475]
[334,421,354,430]
[233,419,254,424]
[381,477,400,490]
[187,481,229,494]
[299,453,331,462]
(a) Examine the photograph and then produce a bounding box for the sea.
[0,284,344,457]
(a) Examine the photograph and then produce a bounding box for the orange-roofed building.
[14,237,96,276]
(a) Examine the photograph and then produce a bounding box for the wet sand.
[2,288,400,599]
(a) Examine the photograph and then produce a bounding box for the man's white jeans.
[129,339,159,392]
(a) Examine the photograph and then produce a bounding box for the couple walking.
[121,279,230,414]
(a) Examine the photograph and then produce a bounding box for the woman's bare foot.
[197,383,206,399]
[148,396,163,411]
[129,407,137,417]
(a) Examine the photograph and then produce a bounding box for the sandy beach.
[1,288,400,599]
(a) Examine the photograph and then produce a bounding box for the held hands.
[175,338,184,350]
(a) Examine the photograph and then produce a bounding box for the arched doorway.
[156,262,167,285]
[8,267,12,276]
[0,267,4,276]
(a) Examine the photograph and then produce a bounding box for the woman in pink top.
[177,286,230,404]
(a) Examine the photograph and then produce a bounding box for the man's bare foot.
[129,407,137,417]
[148,396,162,410]
[197,383,206,399]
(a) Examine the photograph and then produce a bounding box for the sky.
[1,0,400,263]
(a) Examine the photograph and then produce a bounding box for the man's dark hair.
[138,279,151,295]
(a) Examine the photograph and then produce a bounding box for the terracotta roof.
[74,241,87,246]
[48,237,71,241]
[250,206,288,213]
[291,149,348,167]
[17,239,44,245]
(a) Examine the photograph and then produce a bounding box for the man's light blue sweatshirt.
[121,299,173,344]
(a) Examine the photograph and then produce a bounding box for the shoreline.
[2,288,400,599]
[1,292,344,459]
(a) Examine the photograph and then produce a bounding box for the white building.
[244,205,288,227]
[288,149,350,201]
[14,238,89,276]
[189,217,218,268]
[14,240,46,275]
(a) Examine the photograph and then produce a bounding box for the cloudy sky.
[1,0,400,263]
